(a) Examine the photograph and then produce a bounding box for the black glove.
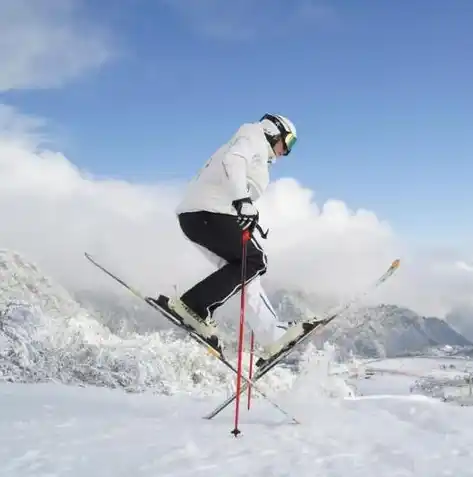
[232,197,259,232]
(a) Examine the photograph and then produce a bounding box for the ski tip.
[84,252,98,265]
[391,258,401,269]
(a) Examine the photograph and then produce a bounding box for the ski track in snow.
[1,374,473,477]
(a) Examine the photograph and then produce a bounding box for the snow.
[2,250,473,476]
[2,365,473,477]
[0,249,297,395]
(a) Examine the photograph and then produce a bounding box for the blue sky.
[1,0,472,247]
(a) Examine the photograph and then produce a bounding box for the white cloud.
[0,0,112,91]
[0,0,470,322]
[1,109,473,320]
[456,261,473,273]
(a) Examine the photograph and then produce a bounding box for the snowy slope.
[2,250,473,475]
[1,364,473,477]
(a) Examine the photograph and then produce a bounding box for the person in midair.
[149,113,309,364]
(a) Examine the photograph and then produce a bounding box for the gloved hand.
[232,197,259,231]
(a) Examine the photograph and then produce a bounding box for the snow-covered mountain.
[1,247,472,393]
[0,249,297,394]
[325,304,472,359]
[75,277,473,361]
[267,289,472,359]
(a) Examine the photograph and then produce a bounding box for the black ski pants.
[178,211,267,319]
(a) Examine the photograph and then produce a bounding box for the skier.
[149,113,309,364]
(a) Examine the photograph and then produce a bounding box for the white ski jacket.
[176,122,273,216]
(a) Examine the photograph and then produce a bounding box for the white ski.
[203,258,401,420]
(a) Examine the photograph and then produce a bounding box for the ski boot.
[148,295,224,356]
[256,321,318,368]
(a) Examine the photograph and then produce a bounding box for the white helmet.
[260,113,297,156]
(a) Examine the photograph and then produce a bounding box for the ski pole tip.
[392,259,400,269]
[231,428,242,437]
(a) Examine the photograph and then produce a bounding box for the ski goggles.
[283,132,297,156]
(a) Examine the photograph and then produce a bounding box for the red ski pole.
[231,228,250,437]
[247,330,255,410]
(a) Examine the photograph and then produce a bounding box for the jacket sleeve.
[221,136,253,202]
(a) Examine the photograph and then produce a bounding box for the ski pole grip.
[242,229,251,243]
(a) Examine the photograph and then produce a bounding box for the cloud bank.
[0,0,112,91]
[1,106,473,319]
[1,0,472,321]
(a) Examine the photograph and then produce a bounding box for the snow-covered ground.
[2,250,473,476]
[1,356,473,477]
